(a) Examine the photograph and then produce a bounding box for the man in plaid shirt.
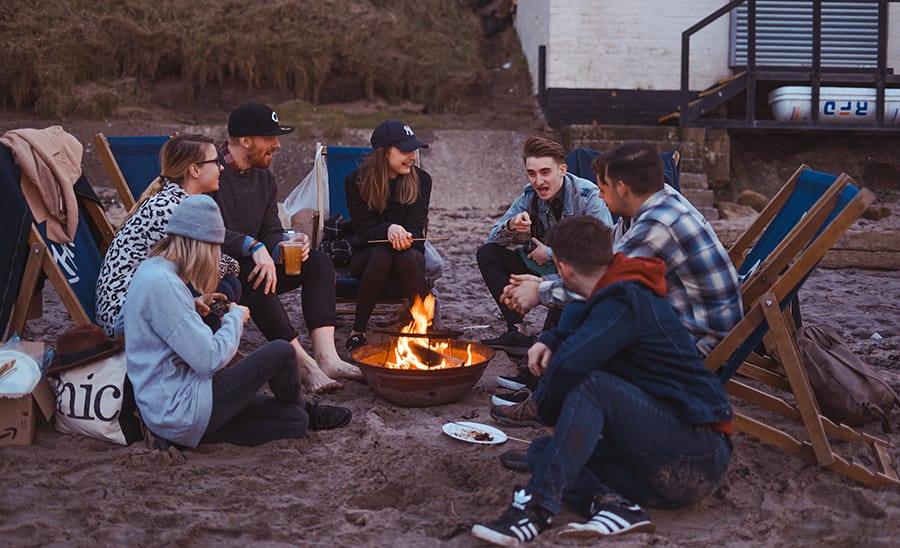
[503,141,741,356]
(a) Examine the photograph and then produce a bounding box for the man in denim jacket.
[476,136,612,357]
[472,216,733,545]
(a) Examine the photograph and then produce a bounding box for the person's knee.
[476,243,502,267]
[304,249,335,276]
[267,339,296,361]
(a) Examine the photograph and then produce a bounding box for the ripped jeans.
[526,369,732,515]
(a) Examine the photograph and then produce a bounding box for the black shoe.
[346,333,367,353]
[558,496,655,538]
[471,486,552,545]
[491,388,532,407]
[490,397,542,428]
[481,329,535,357]
[499,450,529,472]
[495,369,538,392]
[306,399,352,431]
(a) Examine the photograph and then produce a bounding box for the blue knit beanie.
[166,195,225,244]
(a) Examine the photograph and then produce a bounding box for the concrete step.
[679,172,709,190]
[679,156,705,173]
[681,188,716,209]
[698,206,720,221]
[572,138,702,158]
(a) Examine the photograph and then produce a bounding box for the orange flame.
[384,294,475,370]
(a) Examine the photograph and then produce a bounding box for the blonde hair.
[358,147,420,213]
[124,133,215,220]
[149,234,220,295]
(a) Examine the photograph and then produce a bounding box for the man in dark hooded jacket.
[472,216,733,545]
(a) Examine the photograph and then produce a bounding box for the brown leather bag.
[795,325,899,432]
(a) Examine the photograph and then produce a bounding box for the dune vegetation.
[0,0,485,118]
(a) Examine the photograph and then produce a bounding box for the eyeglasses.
[196,158,222,168]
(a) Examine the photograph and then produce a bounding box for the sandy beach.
[1,128,899,547]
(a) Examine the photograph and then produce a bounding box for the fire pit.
[349,295,496,407]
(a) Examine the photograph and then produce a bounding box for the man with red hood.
[472,216,733,545]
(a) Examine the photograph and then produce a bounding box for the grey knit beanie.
[166,195,225,244]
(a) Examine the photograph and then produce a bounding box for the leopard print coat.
[95,181,239,335]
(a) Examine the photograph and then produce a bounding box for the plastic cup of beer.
[282,241,304,275]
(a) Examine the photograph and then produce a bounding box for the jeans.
[237,249,337,341]
[476,243,560,331]
[526,369,731,515]
[201,340,308,446]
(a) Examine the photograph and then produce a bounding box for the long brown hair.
[357,147,419,212]
[149,234,220,295]
[124,133,215,220]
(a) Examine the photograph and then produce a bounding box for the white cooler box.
[768,86,900,124]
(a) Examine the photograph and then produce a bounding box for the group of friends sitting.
[92,101,744,543]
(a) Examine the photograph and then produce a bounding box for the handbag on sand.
[795,325,899,432]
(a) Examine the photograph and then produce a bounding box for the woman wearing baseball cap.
[343,120,434,351]
[121,195,351,449]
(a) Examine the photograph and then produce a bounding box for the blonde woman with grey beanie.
[121,195,351,448]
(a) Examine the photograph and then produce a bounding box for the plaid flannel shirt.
[539,185,742,355]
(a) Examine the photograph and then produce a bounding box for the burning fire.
[384,294,475,370]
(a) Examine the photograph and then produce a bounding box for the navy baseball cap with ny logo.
[370,120,429,152]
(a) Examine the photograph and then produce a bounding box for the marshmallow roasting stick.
[367,237,450,244]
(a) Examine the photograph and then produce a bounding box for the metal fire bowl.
[350,340,495,407]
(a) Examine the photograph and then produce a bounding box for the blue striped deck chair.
[703,167,896,487]
[93,133,168,211]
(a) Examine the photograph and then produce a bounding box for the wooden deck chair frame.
[93,133,167,211]
[706,169,897,487]
[315,144,409,317]
[6,194,115,340]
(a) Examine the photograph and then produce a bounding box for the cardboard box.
[0,341,56,446]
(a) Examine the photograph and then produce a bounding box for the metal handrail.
[680,0,897,128]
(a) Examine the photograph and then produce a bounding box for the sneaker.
[346,333,367,353]
[306,398,352,431]
[499,450,529,472]
[558,497,655,538]
[481,329,535,357]
[471,486,551,545]
[491,388,533,407]
[495,369,538,392]
[490,397,541,428]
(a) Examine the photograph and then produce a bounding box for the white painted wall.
[515,0,730,93]
[890,4,900,70]
[516,0,900,93]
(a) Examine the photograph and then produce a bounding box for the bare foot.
[297,356,344,394]
[319,356,364,381]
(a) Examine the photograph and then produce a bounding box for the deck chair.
[706,166,897,487]
[564,147,681,192]
[2,143,115,340]
[93,133,167,210]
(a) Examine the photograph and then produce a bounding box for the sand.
[1,130,899,547]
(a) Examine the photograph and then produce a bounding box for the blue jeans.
[526,369,731,515]
[201,340,308,446]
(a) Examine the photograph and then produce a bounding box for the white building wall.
[890,4,900,69]
[516,0,730,93]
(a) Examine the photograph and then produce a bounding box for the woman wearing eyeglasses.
[95,133,240,335]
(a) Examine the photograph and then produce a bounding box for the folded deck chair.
[706,167,896,487]
[3,147,115,340]
[93,133,167,211]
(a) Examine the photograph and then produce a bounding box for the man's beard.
[248,147,274,169]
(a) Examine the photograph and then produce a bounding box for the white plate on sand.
[442,421,507,445]
[0,350,41,398]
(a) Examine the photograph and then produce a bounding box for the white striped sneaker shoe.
[558,499,655,538]
[471,486,551,545]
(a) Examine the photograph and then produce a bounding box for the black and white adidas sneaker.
[471,486,552,546]
[558,496,655,538]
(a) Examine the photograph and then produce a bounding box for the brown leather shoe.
[490,396,542,428]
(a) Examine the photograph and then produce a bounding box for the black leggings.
[237,249,337,342]
[349,245,429,332]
